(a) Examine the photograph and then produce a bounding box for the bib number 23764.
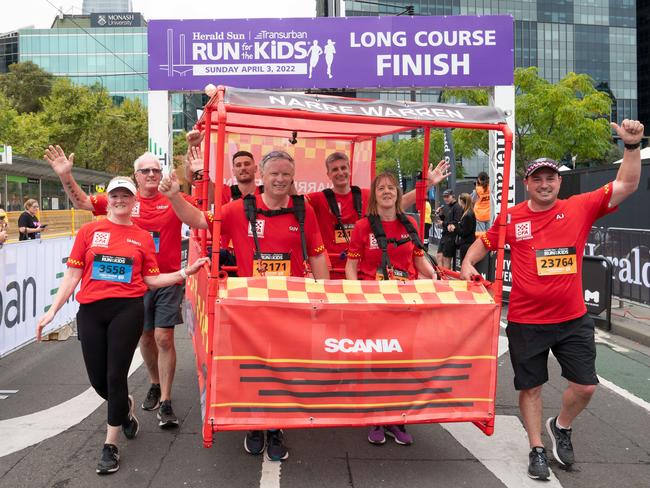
[535,247,577,276]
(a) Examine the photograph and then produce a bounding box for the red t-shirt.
[347,216,424,281]
[307,188,370,274]
[482,182,617,324]
[67,219,160,304]
[204,194,325,277]
[90,192,194,273]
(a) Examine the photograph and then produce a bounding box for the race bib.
[91,254,134,283]
[253,252,291,277]
[149,231,161,253]
[334,224,354,244]
[375,267,409,281]
[535,247,577,276]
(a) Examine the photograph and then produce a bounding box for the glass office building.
[82,0,133,14]
[18,22,147,106]
[341,0,637,122]
[637,3,649,135]
[0,32,19,73]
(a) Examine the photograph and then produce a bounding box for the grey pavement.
[0,308,649,488]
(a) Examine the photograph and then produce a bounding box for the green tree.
[0,61,54,113]
[514,67,613,170]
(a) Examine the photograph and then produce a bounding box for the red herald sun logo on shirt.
[91,231,110,248]
[515,221,532,241]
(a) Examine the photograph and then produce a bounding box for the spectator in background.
[448,193,476,263]
[436,189,462,269]
[0,208,8,245]
[18,199,46,241]
[472,171,490,235]
[424,200,432,247]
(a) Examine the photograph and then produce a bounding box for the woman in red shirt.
[346,171,435,446]
[36,177,208,476]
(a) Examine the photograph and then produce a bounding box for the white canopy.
[613,146,650,164]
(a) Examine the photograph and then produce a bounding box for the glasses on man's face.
[137,168,162,176]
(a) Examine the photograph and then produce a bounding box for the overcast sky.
[0,0,318,33]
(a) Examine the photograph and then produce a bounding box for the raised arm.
[44,145,93,211]
[402,160,451,208]
[159,173,209,229]
[609,120,644,208]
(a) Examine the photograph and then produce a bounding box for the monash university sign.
[91,12,142,28]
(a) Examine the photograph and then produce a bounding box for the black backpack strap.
[231,184,242,200]
[243,195,261,255]
[290,195,308,264]
[367,214,390,280]
[351,186,363,219]
[258,184,264,194]
[322,188,350,245]
[396,213,439,272]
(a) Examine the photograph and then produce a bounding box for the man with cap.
[435,189,462,269]
[460,119,644,480]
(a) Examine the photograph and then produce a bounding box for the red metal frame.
[189,86,513,443]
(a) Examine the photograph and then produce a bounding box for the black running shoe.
[142,383,161,411]
[157,400,179,428]
[528,446,550,480]
[244,430,265,455]
[122,394,139,440]
[546,416,575,466]
[265,430,289,461]
[96,443,119,475]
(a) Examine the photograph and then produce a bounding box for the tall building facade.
[339,0,637,123]
[0,32,19,73]
[18,16,147,105]
[82,0,133,14]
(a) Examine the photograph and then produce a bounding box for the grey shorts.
[143,284,184,330]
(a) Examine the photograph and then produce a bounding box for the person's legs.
[77,303,109,401]
[519,385,544,448]
[155,327,176,402]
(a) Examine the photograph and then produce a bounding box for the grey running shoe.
[141,383,161,411]
[157,400,179,428]
[265,430,289,461]
[528,446,550,480]
[96,443,119,475]
[244,430,265,455]
[546,416,575,466]
[122,394,139,440]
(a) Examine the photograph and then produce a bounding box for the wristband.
[179,268,188,279]
[624,142,641,150]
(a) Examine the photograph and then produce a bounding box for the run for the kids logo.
[131,202,141,217]
[248,220,265,238]
[92,231,110,248]
[369,233,378,249]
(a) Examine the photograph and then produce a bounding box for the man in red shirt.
[159,149,329,462]
[460,119,644,480]
[306,152,450,277]
[44,146,193,429]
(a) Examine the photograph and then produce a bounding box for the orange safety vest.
[473,185,490,222]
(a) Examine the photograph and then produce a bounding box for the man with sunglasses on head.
[44,145,196,430]
[460,119,644,481]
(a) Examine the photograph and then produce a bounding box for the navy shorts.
[143,284,184,330]
[506,313,598,390]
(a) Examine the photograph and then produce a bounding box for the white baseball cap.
[106,177,137,195]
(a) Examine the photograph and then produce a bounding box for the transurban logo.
[324,338,403,353]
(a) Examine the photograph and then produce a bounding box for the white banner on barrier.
[0,237,80,357]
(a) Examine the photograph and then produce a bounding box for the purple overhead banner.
[147,16,514,91]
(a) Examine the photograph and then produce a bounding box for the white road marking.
[442,416,562,487]
[0,390,19,400]
[0,349,144,458]
[597,376,650,412]
[594,329,630,353]
[260,456,281,488]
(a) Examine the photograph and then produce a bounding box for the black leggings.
[77,297,144,427]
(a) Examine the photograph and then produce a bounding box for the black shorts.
[506,313,598,390]
[438,234,456,258]
[143,284,184,330]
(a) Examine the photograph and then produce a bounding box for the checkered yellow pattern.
[218,277,494,305]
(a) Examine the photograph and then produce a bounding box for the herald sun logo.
[324,338,403,353]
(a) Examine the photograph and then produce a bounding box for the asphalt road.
[1,321,649,488]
